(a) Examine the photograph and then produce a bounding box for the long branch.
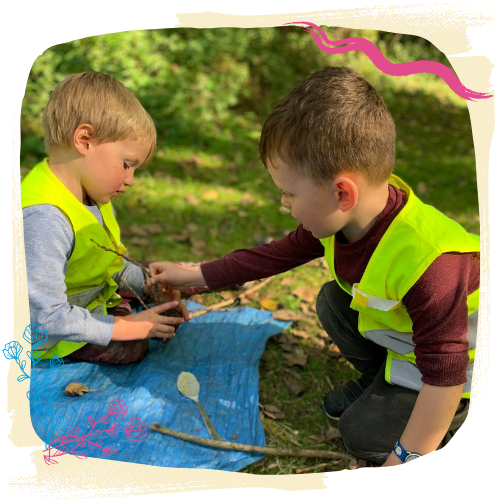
[149,423,352,460]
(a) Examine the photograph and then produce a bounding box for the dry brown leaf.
[272,310,304,321]
[280,343,297,353]
[65,382,90,397]
[292,287,317,303]
[325,426,342,440]
[239,296,251,305]
[171,231,190,243]
[142,223,163,234]
[292,330,313,340]
[185,194,200,206]
[259,298,279,311]
[128,223,149,237]
[299,302,316,317]
[327,344,342,358]
[276,333,299,345]
[243,291,259,300]
[129,236,150,246]
[218,291,234,300]
[259,403,285,420]
[280,277,295,286]
[282,348,308,367]
[283,374,305,396]
[190,294,206,304]
[311,338,326,349]
[304,347,323,359]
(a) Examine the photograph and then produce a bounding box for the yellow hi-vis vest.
[320,175,480,399]
[21,159,126,359]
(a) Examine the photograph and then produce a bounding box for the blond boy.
[22,72,188,361]
[149,67,479,465]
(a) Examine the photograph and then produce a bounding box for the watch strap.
[393,440,420,463]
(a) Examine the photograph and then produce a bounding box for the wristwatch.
[393,440,421,463]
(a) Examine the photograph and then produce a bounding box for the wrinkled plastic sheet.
[30,304,291,471]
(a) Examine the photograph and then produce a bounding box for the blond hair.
[43,72,156,163]
[260,67,396,186]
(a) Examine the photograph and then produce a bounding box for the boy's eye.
[123,162,131,169]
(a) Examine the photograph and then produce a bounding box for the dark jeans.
[316,280,469,464]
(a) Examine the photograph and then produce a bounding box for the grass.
[20,52,479,474]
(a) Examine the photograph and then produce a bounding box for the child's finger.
[151,301,179,312]
[154,324,177,334]
[160,316,185,326]
[178,301,190,322]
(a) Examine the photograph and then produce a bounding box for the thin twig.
[90,238,150,275]
[118,278,150,310]
[189,276,275,319]
[295,459,343,474]
[149,423,353,460]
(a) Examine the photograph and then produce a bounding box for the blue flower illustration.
[5,324,64,464]
[3,341,23,360]
[23,324,48,350]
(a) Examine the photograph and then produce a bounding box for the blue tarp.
[30,304,291,471]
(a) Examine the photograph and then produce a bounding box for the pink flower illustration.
[43,399,145,465]
[108,399,128,418]
[122,417,147,442]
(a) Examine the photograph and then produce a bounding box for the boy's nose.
[125,171,135,186]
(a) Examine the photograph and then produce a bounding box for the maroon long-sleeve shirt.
[201,185,480,387]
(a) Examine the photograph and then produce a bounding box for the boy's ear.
[74,124,95,154]
[333,176,358,212]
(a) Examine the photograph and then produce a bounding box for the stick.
[90,238,150,275]
[295,459,343,474]
[118,278,150,310]
[149,423,353,460]
[189,276,275,319]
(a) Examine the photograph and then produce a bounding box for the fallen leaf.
[311,338,326,349]
[280,277,295,286]
[239,296,251,305]
[325,426,342,440]
[243,291,259,300]
[128,223,149,237]
[259,298,279,311]
[142,223,163,234]
[280,343,297,353]
[300,302,316,317]
[273,310,304,321]
[219,291,234,300]
[283,374,305,396]
[185,194,200,206]
[327,344,342,358]
[292,287,317,303]
[282,348,308,367]
[65,382,90,397]
[292,330,313,340]
[304,347,323,359]
[171,231,190,243]
[259,403,285,420]
[349,458,359,470]
[129,237,150,246]
[276,333,299,345]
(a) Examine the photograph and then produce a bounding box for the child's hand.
[147,261,206,292]
[112,301,185,341]
[142,282,190,322]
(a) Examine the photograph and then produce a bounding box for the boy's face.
[80,139,150,204]
[268,158,344,239]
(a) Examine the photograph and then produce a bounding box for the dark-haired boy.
[149,67,479,466]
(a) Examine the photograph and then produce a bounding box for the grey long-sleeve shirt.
[23,203,144,348]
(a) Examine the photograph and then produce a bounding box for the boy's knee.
[338,407,391,464]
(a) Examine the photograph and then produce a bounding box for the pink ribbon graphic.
[288,22,492,102]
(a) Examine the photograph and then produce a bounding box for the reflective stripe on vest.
[22,159,126,358]
[320,175,480,399]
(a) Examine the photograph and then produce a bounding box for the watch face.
[404,454,420,462]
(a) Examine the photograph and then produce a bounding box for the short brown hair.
[259,67,396,185]
[43,72,157,163]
